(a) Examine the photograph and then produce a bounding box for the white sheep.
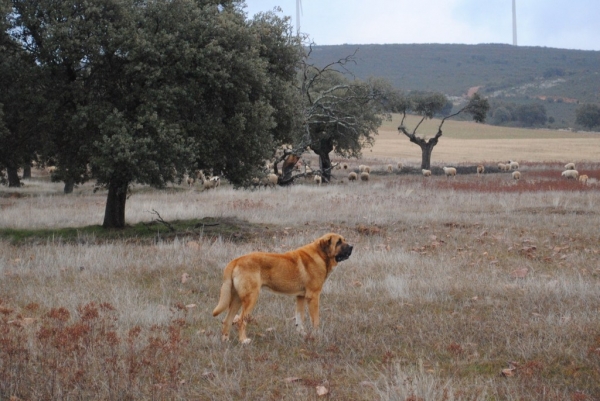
[512,171,521,180]
[422,169,431,177]
[265,173,279,187]
[508,160,519,170]
[184,174,195,187]
[386,164,393,173]
[442,166,457,178]
[196,170,206,182]
[397,162,403,170]
[498,163,507,171]
[360,172,369,181]
[314,175,322,185]
[348,172,358,181]
[561,170,579,180]
[358,165,366,172]
[564,162,575,170]
[477,165,485,176]
[203,176,221,190]
[579,174,588,185]
[203,179,215,190]
[342,163,349,170]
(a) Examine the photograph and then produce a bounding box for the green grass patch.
[0,216,275,245]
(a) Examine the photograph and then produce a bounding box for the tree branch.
[147,209,175,232]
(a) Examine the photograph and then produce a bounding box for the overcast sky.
[242,0,600,51]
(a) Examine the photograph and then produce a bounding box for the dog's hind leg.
[221,294,242,342]
[295,296,307,335]
[238,292,259,344]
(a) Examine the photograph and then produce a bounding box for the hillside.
[308,43,600,128]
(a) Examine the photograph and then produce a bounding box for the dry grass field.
[1,126,600,400]
[375,114,600,165]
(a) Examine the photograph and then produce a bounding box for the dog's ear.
[320,234,333,255]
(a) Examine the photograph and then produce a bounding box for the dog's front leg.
[295,296,306,335]
[307,293,321,329]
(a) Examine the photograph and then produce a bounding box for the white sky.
[242,0,600,51]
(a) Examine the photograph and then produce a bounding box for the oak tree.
[6,0,302,227]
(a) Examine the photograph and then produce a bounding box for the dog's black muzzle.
[335,244,353,262]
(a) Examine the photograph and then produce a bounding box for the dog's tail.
[212,264,234,317]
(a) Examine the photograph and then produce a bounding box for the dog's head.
[319,233,353,263]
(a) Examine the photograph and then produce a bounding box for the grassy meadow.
[1,126,600,400]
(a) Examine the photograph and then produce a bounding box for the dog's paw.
[221,334,230,342]
[296,326,306,336]
[241,338,252,345]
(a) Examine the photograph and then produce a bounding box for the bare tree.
[276,46,397,185]
[397,92,489,169]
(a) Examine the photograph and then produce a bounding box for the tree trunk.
[420,143,435,170]
[313,138,334,182]
[398,124,442,171]
[63,178,75,194]
[102,180,129,228]
[7,167,21,187]
[23,165,31,179]
[316,151,332,182]
[281,154,299,185]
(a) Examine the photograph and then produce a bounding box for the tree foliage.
[3,0,302,227]
[487,101,548,127]
[492,106,512,125]
[514,103,547,126]
[575,104,600,130]
[0,0,46,187]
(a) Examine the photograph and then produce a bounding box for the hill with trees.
[308,43,600,129]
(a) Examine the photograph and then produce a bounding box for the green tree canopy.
[515,103,547,127]
[0,0,46,187]
[575,104,600,130]
[5,0,303,227]
[492,106,512,125]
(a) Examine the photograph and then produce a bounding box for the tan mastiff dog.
[212,233,353,343]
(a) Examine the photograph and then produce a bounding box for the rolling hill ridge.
[309,43,600,128]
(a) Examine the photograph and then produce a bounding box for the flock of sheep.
[344,162,403,182]
[339,160,591,185]
[180,159,591,190]
[184,170,221,190]
[561,162,588,184]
